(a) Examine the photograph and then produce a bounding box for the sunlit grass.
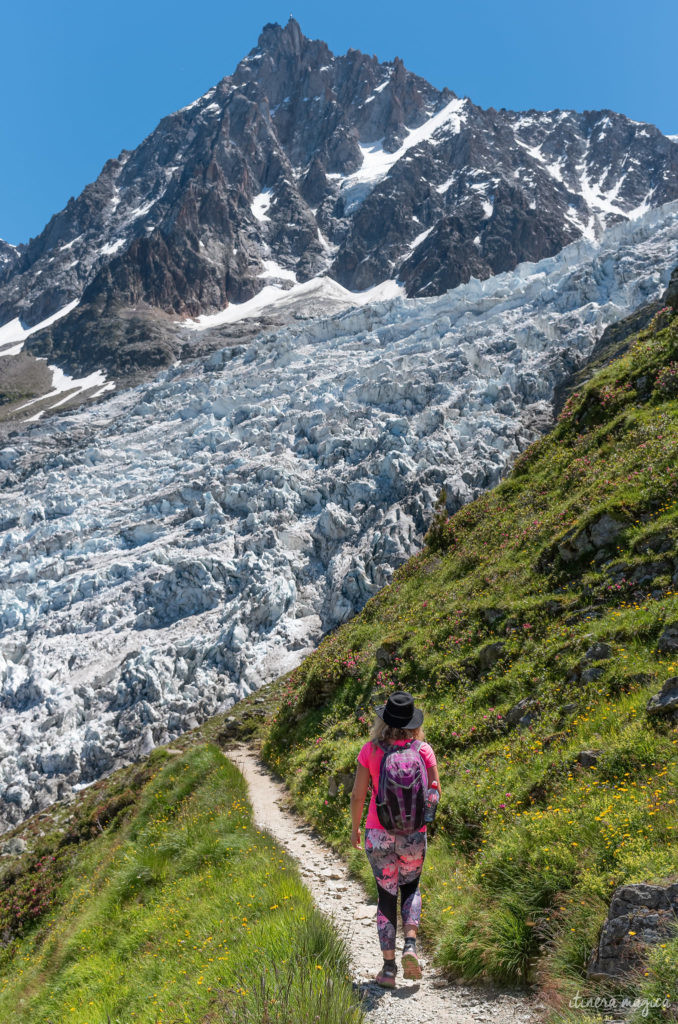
[261,312,678,1011]
[0,745,362,1024]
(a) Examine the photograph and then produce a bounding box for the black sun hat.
[376,691,424,730]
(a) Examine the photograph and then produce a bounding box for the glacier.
[0,201,677,833]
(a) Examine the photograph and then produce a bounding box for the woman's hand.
[351,826,362,850]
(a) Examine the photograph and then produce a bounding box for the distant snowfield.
[0,201,677,833]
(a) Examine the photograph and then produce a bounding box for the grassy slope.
[261,308,678,1017]
[0,743,362,1024]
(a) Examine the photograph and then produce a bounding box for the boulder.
[557,515,625,564]
[218,716,241,739]
[646,677,678,717]
[327,773,354,798]
[588,882,678,981]
[657,622,678,655]
[589,514,625,549]
[583,642,613,662]
[481,607,506,626]
[557,528,594,564]
[580,665,604,684]
[504,697,536,728]
[634,529,674,555]
[1,836,26,857]
[477,642,506,672]
[375,640,399,668]
[575,750,600,767]
[663,265,678,311]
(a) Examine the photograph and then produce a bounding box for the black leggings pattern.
[364,827,427,951]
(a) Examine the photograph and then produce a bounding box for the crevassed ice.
[0,200,677,832]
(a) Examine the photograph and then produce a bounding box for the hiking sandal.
[401,949,422,980]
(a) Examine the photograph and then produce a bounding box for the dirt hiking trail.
[226,744,543,1024]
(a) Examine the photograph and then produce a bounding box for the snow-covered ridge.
[0,202,677,832]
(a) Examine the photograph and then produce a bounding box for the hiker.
[350,690,441,988]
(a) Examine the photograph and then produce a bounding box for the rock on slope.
[1,18,677,381]
[0,201,676,832]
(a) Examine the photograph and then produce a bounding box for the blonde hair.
[369,715,425,749]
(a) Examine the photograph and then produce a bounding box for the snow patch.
[436,175,455,194]
[339,98,468,213]
[125,200,155,223]
[251,189,273,223]
[58,235,83,252]
[100,238,125,256]
[258,259,297,282]
[408,227,433,252]
[0,300,80,357]
[15,366,115,420]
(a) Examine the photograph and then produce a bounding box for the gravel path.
[225,743,543,1024]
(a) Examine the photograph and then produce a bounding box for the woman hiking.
[350,690,440,988]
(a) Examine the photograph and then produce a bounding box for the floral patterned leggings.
[364,827,427,951]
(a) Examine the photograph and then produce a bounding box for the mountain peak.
[2,20,677,384]
[257,17,306,57]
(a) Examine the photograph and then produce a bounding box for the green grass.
[260,308,678,1013]
[0,744,363,1024]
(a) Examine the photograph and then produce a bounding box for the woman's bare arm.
[350,763,370,848]
[427,759,442,796]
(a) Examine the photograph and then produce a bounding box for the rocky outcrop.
[658,622,678,655]
[664,266,678,311]
[477,642,506,672]
[2,19,678,381]
[504,698,539,729]
[557,513,626,564]
[588,882,678,981]
[646,677,678,718]
[0,240,20,280]
[554,262,678,415]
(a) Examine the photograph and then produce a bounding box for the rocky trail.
[225,743,542,1024]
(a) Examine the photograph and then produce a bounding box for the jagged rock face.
[1,18,678,378]
[0,240,20,279]
[0,203,676,833]
[665,265,678,310]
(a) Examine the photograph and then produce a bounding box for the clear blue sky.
[1,0,676,245]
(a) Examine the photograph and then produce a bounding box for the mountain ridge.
[1,17,677,389]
